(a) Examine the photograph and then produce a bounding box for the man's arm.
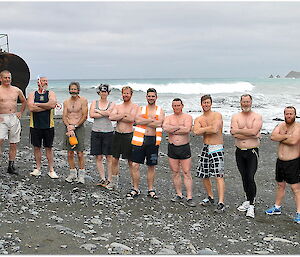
[193,116,205,135]
[27,92,45,112]
[200,113,222,135]
[122,104,138,123]
[232,114,262,137]
[162,115,180,133]
[109,105,124,121]
[17,89,27,118]
[276,124,300,145]
[62,100,70,127]
[75,98,88,127]
[147,109,165,128]
[173,115,193,135]
[134,107,153,125]
[35,91,57,110]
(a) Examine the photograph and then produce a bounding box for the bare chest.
[67,100,82,113]
[0,88,18,102]
[237,116,255,129]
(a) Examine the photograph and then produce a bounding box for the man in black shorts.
[163,98,195,206]
[108,86,138,190]
[265,106,300,224]
[128,88,165,199]
[27,76,58,178]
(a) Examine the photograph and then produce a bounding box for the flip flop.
[126,189,141,198]
[147,189,159,199]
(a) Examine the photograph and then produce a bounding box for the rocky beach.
[0,118,299,255]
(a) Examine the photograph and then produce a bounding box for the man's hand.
[16,112,22,119]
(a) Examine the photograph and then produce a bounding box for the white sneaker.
[30,169,41,177]
[65,169,77,183]
[246,205,255,218]
[237,201,250,212]
[77,176,85,184]
[48,171,59,179]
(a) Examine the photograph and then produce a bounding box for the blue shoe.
[294,213,300,224]
[265,206,282,215]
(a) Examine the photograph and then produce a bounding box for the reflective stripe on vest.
[131,105,162,146]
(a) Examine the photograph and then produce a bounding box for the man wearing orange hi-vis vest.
[127,88,165,199]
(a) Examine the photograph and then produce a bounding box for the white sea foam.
[111,81,254,94]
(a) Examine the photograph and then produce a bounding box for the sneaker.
[48,171,59,179]
[171,195,184,203]
[7,166,18,175]
[186,198,196,207]
[265,205,282,215]
[65,169,77,183]
[30,169,41,177]
[214,203,225,213]
[293,213,300,224]
[77,176,85,184]
[246,205,255,218]
[200,196,215,206]
[237,201,250,212]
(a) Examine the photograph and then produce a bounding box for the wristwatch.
[74,124,78,128]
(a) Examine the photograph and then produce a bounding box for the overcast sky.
[1,1,300,79]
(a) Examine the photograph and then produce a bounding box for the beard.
[242,107,251,112]
[285,117,295,124]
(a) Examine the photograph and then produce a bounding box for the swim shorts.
[90,131,113,155]
[197,144,224,178]
[63,125,85,152]
[0,113,21,143]
[167,143,191,160]
[275,157,300,184]
[111,131,133,160]
[131,136,159,166]
[30,127,54,148]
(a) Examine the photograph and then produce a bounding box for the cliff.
[285,71,300,78]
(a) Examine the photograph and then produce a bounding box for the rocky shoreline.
[0,118,299,254]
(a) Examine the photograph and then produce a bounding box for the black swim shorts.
[275,157,300,184]
[167,143,191,160]
[30,127,54,148]
[90,131,113,156]
[111,131,133,160]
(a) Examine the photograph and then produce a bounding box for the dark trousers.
[235,147,259,205]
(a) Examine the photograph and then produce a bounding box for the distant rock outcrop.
[269,74,274,78]
[285,71,300,78]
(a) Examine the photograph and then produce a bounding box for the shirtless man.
[265,106,300,224]
[128,88,165,199]
[108,86,138,190]
[230,94,263,218]
[27,76,58,178]
[193,95,225,213]
[163,98,195,207]
[0,70,26,175]
[63,82,88,184]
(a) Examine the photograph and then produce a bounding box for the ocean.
[25,78,300,134]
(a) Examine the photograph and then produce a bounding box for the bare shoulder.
[183,113,193,120]
[213,111,223,119]
[63,99,70,105]
[194,115,204,122]
[80,96,88,104]
[253,111,262,119]
[48,90,56,95]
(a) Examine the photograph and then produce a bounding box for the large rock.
[285,71,300,78]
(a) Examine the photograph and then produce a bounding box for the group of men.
[0,69,299,224]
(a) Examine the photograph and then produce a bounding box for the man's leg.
[111,157,120,176]
[169,158,182,197]
[181,158,193,199]
[68,151,76,169]
[34,146,42,171]
[216,177,225,204]
[9,143,17,161]
[291,183,300,213]
[202,178,214,199]
[0,139,4,162]
[45,147,55,172]
[96,155,105,180]
[77,151,86,184]
[131,162,141,190]
[274,182,286,207]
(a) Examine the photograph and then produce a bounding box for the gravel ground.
[0,118,299,254]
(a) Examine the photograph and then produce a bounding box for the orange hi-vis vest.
[131,105,163,146]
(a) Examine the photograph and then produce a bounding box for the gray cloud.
[1,2,300,79]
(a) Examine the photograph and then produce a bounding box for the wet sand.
[0,118,299,254]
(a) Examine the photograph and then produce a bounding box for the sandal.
[126,189,141,198]
[147,189,159,199]
[96,178,107,186]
